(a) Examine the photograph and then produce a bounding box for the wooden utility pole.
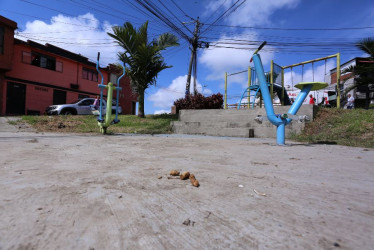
[185,18,200,97]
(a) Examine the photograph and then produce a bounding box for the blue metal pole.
[114,63,125,122]
[252,53,289,145]
[277,123,285,145]
[252,54,284,126]
[288,84,313,115]
[96,52,105,122]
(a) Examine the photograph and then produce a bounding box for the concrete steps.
[171,105,315,139]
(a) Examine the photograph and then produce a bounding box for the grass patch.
[22,114,178,134]
[291,108,374,148]
[7,120,18,125]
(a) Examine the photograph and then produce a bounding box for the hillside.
[292,108,374,148]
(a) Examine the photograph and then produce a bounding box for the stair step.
[172,106,314,139]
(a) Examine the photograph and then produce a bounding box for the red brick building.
[0,15,137,116]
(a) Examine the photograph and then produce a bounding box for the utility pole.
[185,18,200,97]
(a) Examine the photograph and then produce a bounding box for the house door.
[132,101,137,115]
[53,89,66,105]
[6,82,26,115]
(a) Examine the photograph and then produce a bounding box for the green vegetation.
[21,114,178,134]
[292,108,374,148]
[342,37,374,109]
[7,120,18,125]
[108,21,179,117]
[19,108,374,148]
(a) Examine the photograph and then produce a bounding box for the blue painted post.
[277,123,285,145]
[96,52,105,122]
[252,54,288,145]
[252,54,276,118]
[288,84,313,115]
[114,63,125,122]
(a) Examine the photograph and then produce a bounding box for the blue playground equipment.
[251,42,327,145]
[238,84,261,109]
[96,52,124,134]
[238,69,291,109]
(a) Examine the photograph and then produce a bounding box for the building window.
[22,51,32,63]
[56,61,63,72]
[0,27,4,54]
[31,52,56,70]
[82,68,98,82]
[22,51,62,72]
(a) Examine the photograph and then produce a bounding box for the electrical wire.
[199,22,374,31]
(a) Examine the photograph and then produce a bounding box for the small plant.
[174,93,223,113]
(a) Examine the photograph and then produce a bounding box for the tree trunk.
[138,89,145,118]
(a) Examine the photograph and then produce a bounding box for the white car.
[46,98,122,115]
[45,98,106,115]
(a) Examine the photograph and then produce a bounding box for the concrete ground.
[0,118,373,249]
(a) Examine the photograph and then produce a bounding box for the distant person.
[93,96,100,110]
[325,97,329,105]
[347,94,355,109]
[309,94,315,105]
[91,96,100,116]
[319,97,325,106]
[290,98,294,104]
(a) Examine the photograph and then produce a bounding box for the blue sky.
[1,0,374,114]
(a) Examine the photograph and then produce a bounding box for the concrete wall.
[172,105,315,139]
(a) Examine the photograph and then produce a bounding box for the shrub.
[174,93,223,113]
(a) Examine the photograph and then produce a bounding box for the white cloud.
[205,0,300,26]
[16,13,120,65]
[154,109,170,114]
[199,33,273,87]
[148,75,213,108]
[200,0,301,88]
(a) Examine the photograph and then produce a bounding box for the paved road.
[0,118,373,249]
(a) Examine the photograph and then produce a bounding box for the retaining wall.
[171,105,315,138]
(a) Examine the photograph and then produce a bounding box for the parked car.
[46,98,106,115]
[111,99,122,114]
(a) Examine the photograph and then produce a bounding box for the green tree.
[342,37,374,108]
[108,21,179,117]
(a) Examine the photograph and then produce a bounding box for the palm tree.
[342,37,374,108]
[108,21,179,117]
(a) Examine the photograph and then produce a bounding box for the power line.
[155,0,193,35]
[133,0,190,41]
[201,0,246,35]
[204,0,229,24]
[1,8,100,30]
[200,23,374,31]
[169,0,193,20]
[20,0,99,22]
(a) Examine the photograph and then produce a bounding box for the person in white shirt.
[347,94,355,109]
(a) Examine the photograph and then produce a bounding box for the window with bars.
[82,68,98,82]
[22,51,62,72]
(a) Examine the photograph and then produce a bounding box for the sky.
[1,0,374,114]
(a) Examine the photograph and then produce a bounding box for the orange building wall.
[330,71,353,84]
[26,85,52,113]
[0,16,17,71]
[7,44,107,95]
[119,76,137,114]
[1,15,137,116]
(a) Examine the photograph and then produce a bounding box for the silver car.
[46,98,107,115]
